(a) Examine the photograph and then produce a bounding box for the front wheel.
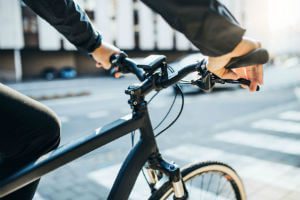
[150,161,246,200]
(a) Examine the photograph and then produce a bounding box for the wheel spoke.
[206,173,213,193]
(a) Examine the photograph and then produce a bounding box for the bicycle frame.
[0,106,160,199]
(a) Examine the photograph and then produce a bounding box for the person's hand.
[91,41,120,70]
[206,37,263,92]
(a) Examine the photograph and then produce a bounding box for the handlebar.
[110,48,269,95]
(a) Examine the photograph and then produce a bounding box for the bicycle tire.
[149,161,246,200]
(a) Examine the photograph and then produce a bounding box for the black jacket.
[24,0,245,56]
[142,0,245,56]
[23,0,102,53]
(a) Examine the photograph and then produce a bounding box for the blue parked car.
[42,67,58,81]
[59,67,77,79]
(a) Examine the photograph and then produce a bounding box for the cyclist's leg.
[0,83,61,200]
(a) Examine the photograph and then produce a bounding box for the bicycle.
[0,48,269,200]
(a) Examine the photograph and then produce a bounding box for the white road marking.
[214,130,300,155]
[252,119,300,134]
[279,111,300,121]
[164,144,300,191]
[87,161,229,199]
[88,164,151,199]
[59,116,69,123]
[33,193,46,200]
[213,101,299,131]
[88,140,300,199]
[87,110,109,119]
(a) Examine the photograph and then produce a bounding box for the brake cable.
[155,84,184,137]
[154,66,185,137]
[153,91,177,131]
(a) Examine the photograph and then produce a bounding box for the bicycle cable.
[155,84,184,137]
[153,91,177,131]
[154,65,185,137]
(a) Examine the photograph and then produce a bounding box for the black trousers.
[0,83,60,200]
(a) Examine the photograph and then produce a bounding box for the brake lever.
[191,73,215,92]
[222,78,260,91]
[192,70,259,92]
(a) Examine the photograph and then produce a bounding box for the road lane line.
[87,110,109,119]
[163,144,300,191]
[252,119,300,134]
[214,130,300,155]
[279,111,300,121]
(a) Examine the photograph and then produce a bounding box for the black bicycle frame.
[0,105,160,199]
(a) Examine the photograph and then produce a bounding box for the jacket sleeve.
[141,0,246,57]
[23,0,102,53]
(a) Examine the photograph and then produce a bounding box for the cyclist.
[0,0,263,199]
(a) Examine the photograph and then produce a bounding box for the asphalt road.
[7,68,300,200]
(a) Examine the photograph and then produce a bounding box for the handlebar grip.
[109,52,145,81]
[225,48,269,69]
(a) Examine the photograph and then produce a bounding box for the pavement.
[4,65,300,200]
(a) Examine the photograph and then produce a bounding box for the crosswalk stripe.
[252,119,300,134]
[214,130,300,155]
[279,111,300,121]
[163,144,300,191]
[87,164,231,199]
[87,110,109,119]
[88,164,151,200]
[88,140,300,197]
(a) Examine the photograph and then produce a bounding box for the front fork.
[146,154,188,200]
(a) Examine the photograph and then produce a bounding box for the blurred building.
[0,0,300,82]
